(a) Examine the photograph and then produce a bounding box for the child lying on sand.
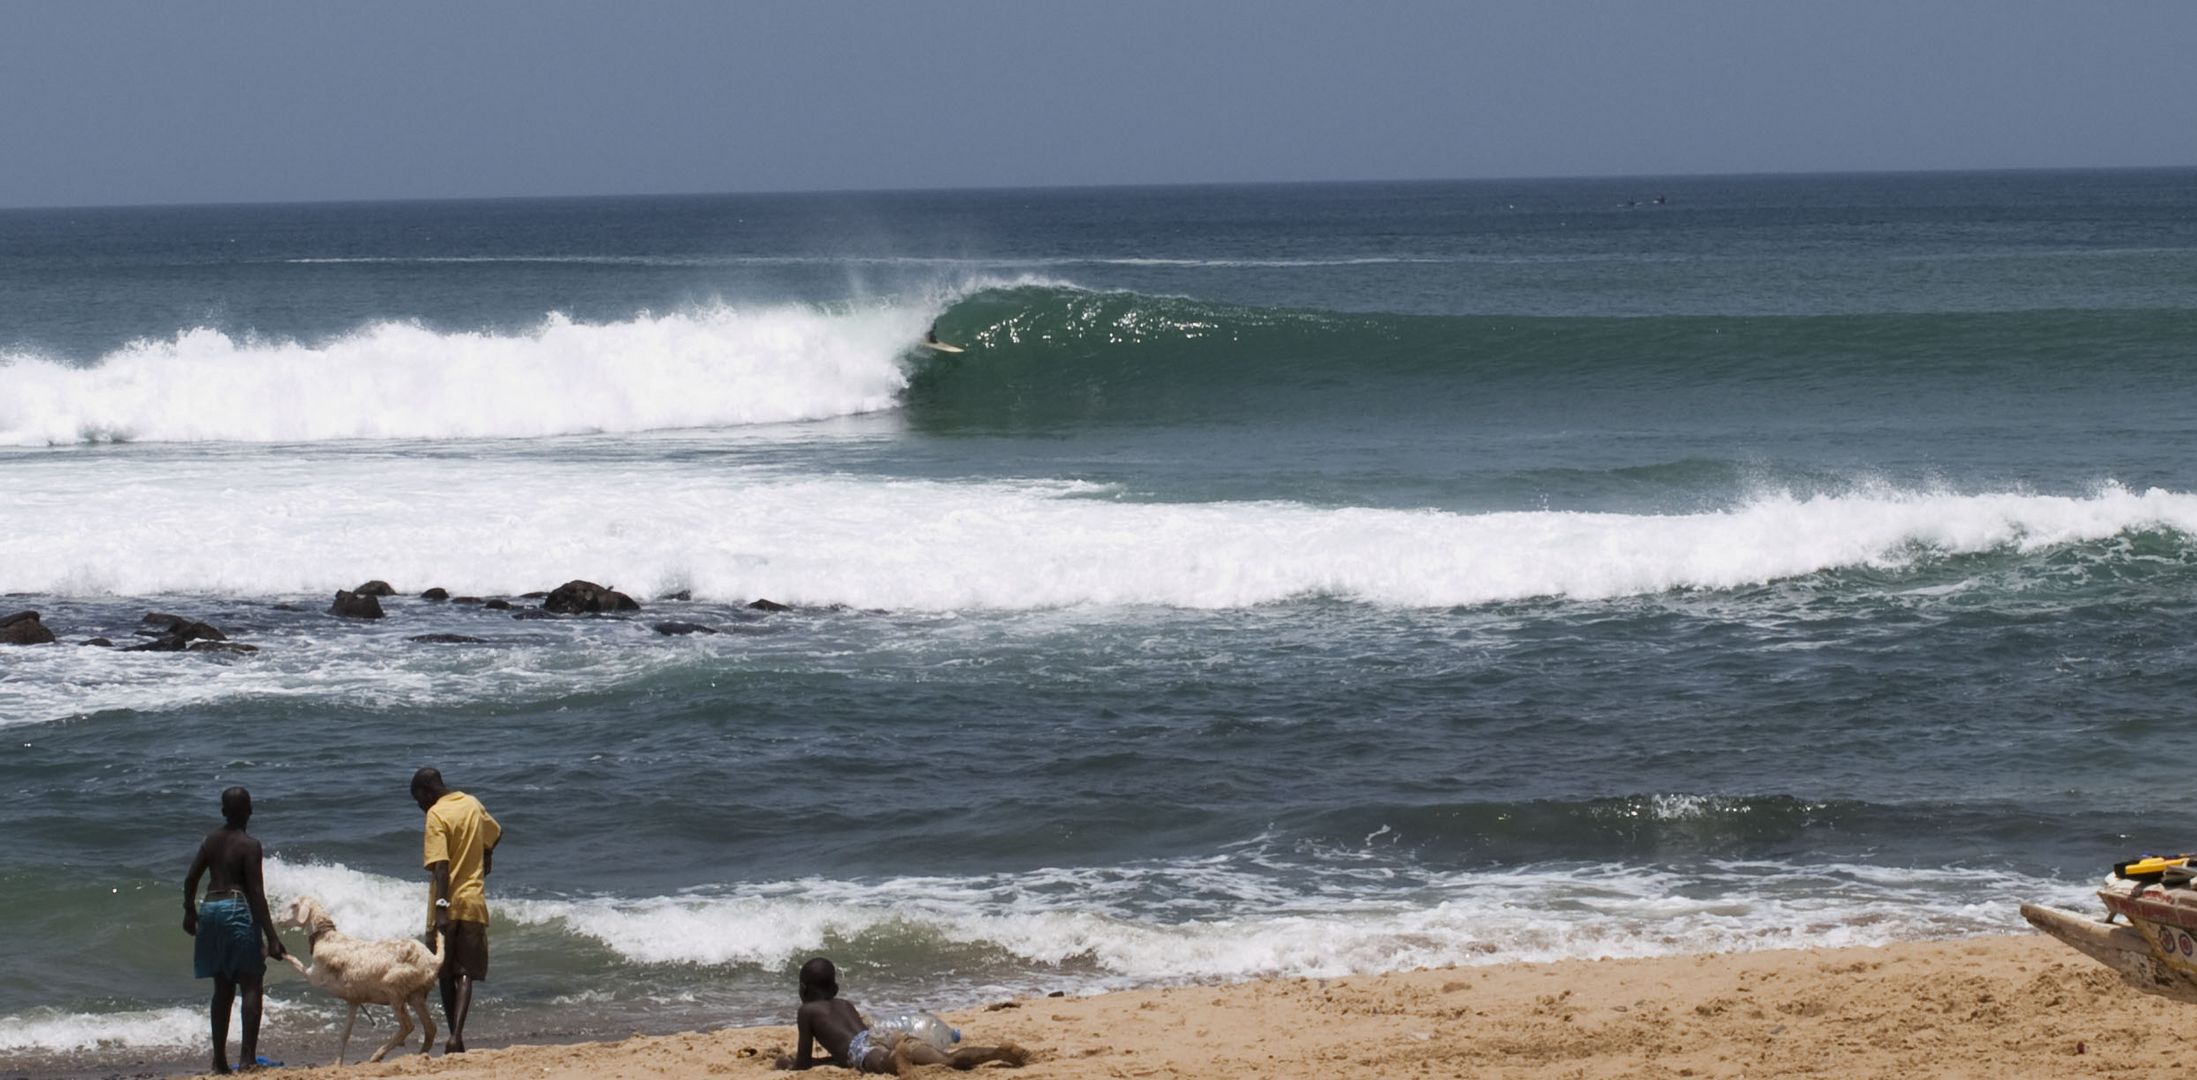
[773,957,1028,1074]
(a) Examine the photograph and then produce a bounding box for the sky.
[1,0,2192,208]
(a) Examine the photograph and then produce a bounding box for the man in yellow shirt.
[412,767,502,1054]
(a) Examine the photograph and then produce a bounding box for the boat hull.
[2024,875,2197,1004]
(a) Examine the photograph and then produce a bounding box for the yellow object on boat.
[2116,855,2193,879]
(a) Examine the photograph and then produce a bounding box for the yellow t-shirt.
[423,791,502,928]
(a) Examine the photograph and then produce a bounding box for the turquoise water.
[3,170,2197,1066]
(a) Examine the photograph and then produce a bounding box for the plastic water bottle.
[866,1011,961,1049]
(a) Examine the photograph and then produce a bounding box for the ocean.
[3,170,2196,1068]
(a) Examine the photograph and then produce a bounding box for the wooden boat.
[2022,856,2197,1004]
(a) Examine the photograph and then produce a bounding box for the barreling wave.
[0,302,931,446]
[5,283,2192,445]
[903,286,2197,431]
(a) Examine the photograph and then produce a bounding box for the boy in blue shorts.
[181,787,289,1074]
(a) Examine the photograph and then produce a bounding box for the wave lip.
[0,302,929,446]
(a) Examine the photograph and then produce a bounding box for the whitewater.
[0,303,934,446]
[3,443,2190,607]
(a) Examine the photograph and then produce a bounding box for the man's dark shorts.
[437,920,489,981]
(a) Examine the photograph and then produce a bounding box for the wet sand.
[187,932,2195,1080]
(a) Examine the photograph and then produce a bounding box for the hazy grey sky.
[2,1,2191,208]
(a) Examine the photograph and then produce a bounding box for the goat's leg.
[335,1002,359,1065]
[414,992,438,1054]
[369,997,413,1063]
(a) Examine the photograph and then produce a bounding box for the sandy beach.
[181,933,2176,1080]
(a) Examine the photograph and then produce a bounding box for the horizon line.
[5,162,2196,215]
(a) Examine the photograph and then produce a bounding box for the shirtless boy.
[181,786,288,1074]
[775,957,1027,1074]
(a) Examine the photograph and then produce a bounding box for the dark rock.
[420,588,450,601]
[652,621,720,636]
[0,611,57,645]
[141,613,227,642]
[81,638,114,647]
[747,598,792,612]
[452,596,484,605]
[482,598,512,610]
[328,590,386,619]
[409,633,489,644]
[512,609,559,620]
[543,580,640,615]
[272,603,307,612]
[188,641,259,654]
[123,634,188,652]
[658,589,693,602]
[519,591,550,600]
[353,580,396,597]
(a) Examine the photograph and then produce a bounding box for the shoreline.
[19,932,2193,1080]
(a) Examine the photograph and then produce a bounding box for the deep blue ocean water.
[4,170,2197,1066]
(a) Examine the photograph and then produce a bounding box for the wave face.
[8,284,2194,446]
[903,287,2197,432]
[0,303,929,446]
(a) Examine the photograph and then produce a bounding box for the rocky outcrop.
[543,580,640,615]
[420,588,450,601]
[652,621,719,636]
[748,598,792,612]
[482,599,511,610]
[0,611,56,645]
[143,613,228,642]
[81,637,114,647]
[328,590,386,619]
[353,580,397,597]
[512,609,558,621]
[658,590,693,602]
[188,641,259,654]
[409,633,489,644]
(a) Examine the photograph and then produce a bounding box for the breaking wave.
[0,303,930,446]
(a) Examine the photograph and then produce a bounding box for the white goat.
[278,894,446,1064]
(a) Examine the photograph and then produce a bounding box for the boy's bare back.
[796,997,866,1066]
[192,828,263,895]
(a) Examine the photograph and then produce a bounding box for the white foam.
[0,302,930,446]
[0,850,2098,1053]
[0,454,2190,610]
[0,996,334,1054]
[265,857,444,941]
[0,1005,206,1052]
[246,855,2093,983]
